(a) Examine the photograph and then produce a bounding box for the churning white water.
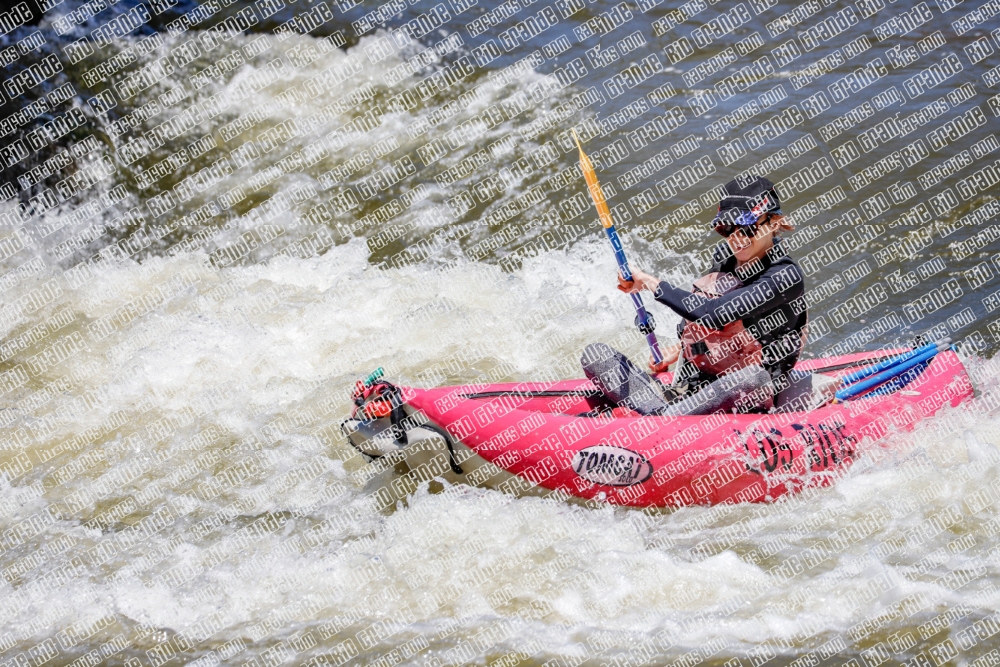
[0,235,999,665]
[2,4,1000,665]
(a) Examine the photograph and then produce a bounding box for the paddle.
[572,130,665,365]
[835,340,950,402]
[837,341,945,386]
[805,351,906,375]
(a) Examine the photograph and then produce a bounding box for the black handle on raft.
[362,380,463,474]
[386,387,408,446]
[420,422,464,475]
[386,386,462,473]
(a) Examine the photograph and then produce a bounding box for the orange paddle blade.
[572,130,615,229]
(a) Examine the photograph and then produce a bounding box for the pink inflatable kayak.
[343,349,973,507]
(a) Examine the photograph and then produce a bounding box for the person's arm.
[656,263,805,329]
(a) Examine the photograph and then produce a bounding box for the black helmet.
[718,175,781,216]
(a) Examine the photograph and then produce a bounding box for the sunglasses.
[712,208,760,238]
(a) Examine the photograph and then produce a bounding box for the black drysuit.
[654,237,808,383]
[581,237,808,416]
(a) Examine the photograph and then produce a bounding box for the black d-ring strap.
[364,381,463,475]
[420,423,464,475]
[383,386,408,446]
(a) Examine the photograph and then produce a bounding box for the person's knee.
[611,366,628,387]
[581,342,614,367]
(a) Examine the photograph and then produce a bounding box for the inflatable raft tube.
[342,350,973,508]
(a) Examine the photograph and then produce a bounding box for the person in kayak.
[581,175,807,416]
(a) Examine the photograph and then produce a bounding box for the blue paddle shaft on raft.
[836,344,944,401]
[838,342,940,386]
